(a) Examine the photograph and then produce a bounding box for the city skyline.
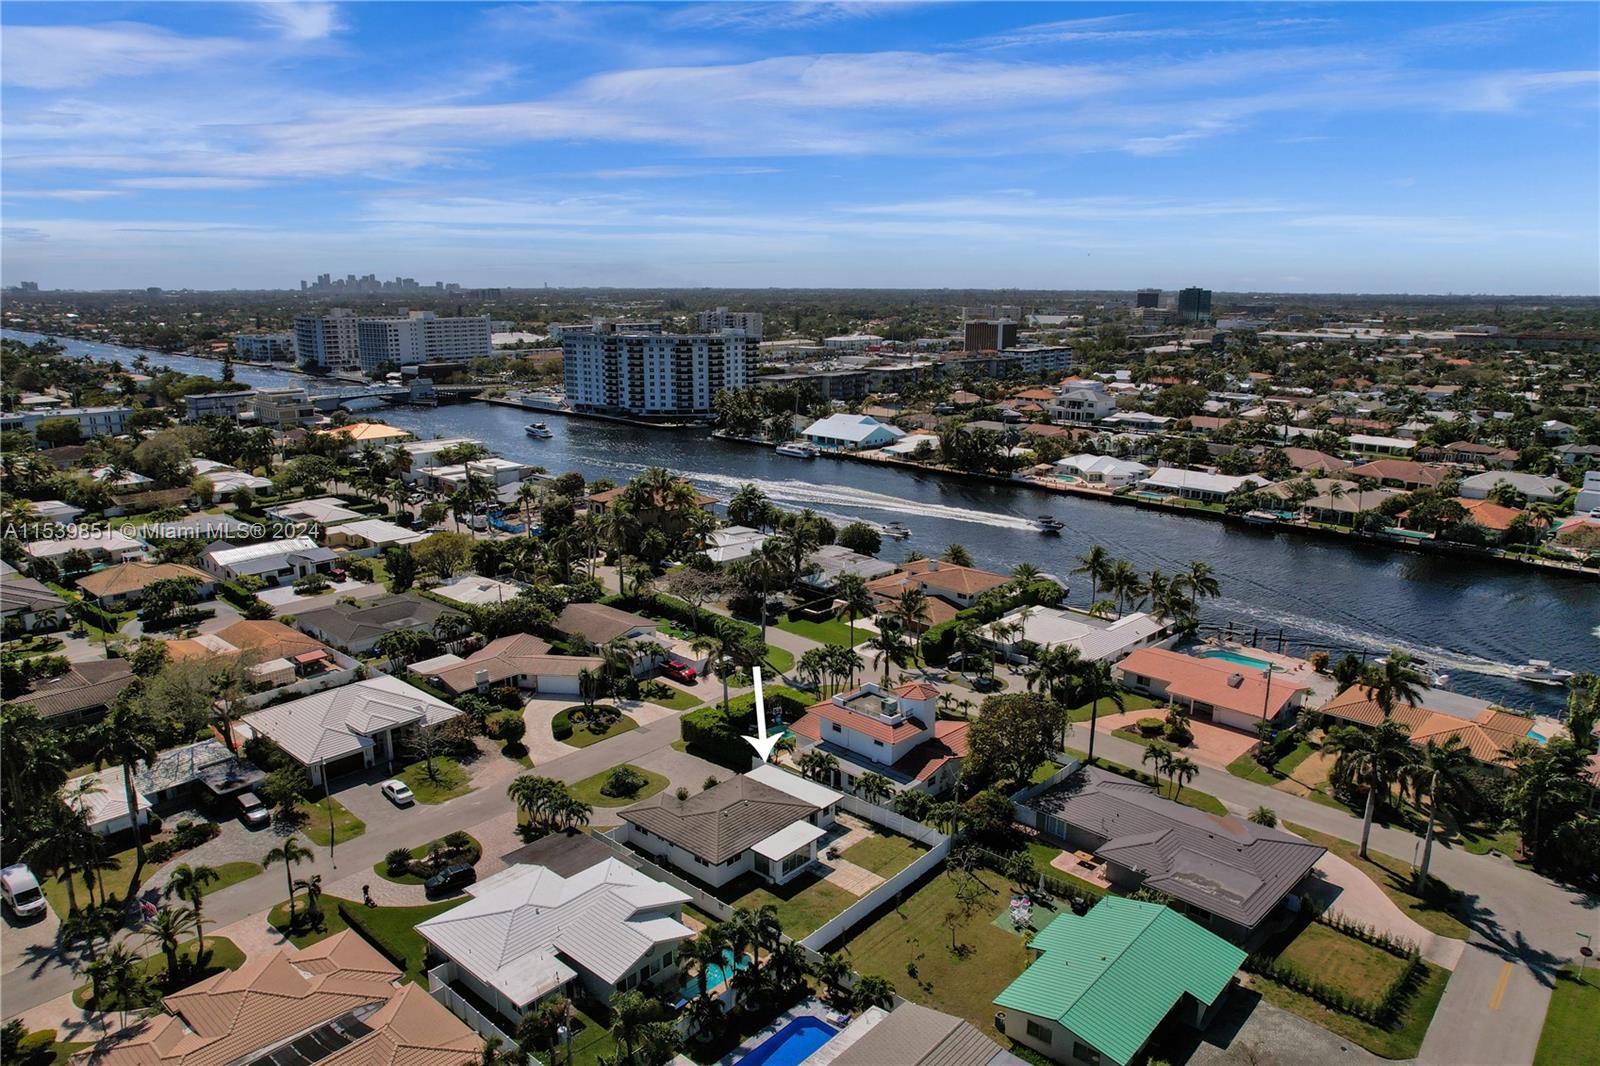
[2,1,1598,293]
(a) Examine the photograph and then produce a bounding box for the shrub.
[919,620,960,666]
[676,787,690,801]
[1309,650,1330,673]
[146,839,178,865]
[601,766,648,799]
[497,716,527,746]
[1136,717,1165,737]
[385,848,413,876]
[172,819,220,850]
[1248,805,1278,827]
[681,688,810,768]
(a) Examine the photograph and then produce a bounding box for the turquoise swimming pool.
[679,949,750,998]
[1200,649,1279,672]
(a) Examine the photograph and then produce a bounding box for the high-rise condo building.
[695,307,764,341]
[355,311,493,372]
[563,329,748,419]
[1178,287,1213,324]
[292,308,360,370]
[1135,288,1162,308]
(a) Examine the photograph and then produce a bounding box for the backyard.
[840,832,928,877]
[840,869,1033,1036]
[717,869,858,940]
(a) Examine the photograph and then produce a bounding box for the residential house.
[90,466,155,490]
[319,421,415,448]
[168,619,346,690]
[250,387,317,428]
[105,486,197,518]
[265,497,364,526]
[1433,441,1517,468]
[798,544,898,594]
[22,499,84,524]
[554,602,661,654]
[72,932,479,1066]
[239,675,461,785]
[75,561,215,609]
[1280,447,1352,475]
[881,432,942,457]
[1347,459,1449,491]
[1099,412,1173,434]
[189,458,272,494]
[1138,468,1267,504]
[417,859,696,1022]
[0,573,67,634]
[64,739,263,835]
[199,536,338,587]
[24,528,146,566]
[6,659,135,725]
[1575,471,1600,512]
[430,574,530,608]
[1444,498,1545,542]
[294,593,467,656]
[1540,419,1576,442]
[704,525,770,566]
[323,518,426,557]
[1047,380,1117,425]
[424,633,604,697]
[1554,443,1600,467]
[1319,685,1545,769]
[801,413,906,452]
[983,607,1169,664]
[418,456,535,492]
[1020,767,1325,939]
[400,437,488,472]
[618,771,842,887]
[1113,647,1310,732]
[1458,470,1569,504]
[1054,454,1151,488]
[788,681,969,796]
[994,898,1246,1066]
[1262,477,1401,523]
[1346,433,1418,457]
[828,1003,1025,1066]
[865,558,1010,630]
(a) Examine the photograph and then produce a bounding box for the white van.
[1,864,48,920]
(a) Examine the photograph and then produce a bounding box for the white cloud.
[255,2,343,42]
[592,165,781,179]
[115,177,271,190]
[3,188,123,201]
[661,3,917,32]
[1,22,250,89]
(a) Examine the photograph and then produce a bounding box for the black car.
[424,863,476,897]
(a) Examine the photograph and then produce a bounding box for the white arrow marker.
[744,666,782,764]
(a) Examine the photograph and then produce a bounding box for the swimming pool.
[739,1016,837,1066]
[679,949,750,998]
[1200,649,1279,672]
[1528,730,1548,743]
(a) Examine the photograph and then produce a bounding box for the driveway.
[1303,849,1464,970]
[1092,709,1259,768]
[519,695,582,763]
[1178,988,1388,1066]
[258,579,384,611]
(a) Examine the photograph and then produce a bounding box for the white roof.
[25,528,144,559]
[705,526,769,565]
[986,606,1165,662]
[1057,454,1150,477]
[199,467,273,492]
[752,821,827,862]
[431,575,528,607]
[409,652,466,674]
[402,437,482,454]
[746,763,845,809]
[333,518,426,547]
[417,859,693,1008]
[421,457,528,475]
[1348,434,1417,450]
[803,413,906,444]
[203,535,320,568]
[881,433,941,456]
[241,675,459,765]
[1461,470,1566,494]
[1140,468,1267,495]
[266,497,363,524]
[29,500,83,520]
[64,769,152,830]
[92,467,153,487]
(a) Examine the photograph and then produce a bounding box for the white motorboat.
[775,441,818,458]
[1035,514,1064,534]
[1511,659,1574,685]
[881,521,912,539]
[1374,655,1450,688]
[524,422,553,439]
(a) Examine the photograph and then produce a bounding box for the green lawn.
[1029,760,1063,784]
[1535,966,1600,1066]
[553,707,640,748]
[841,869,1033,1038]
[841,833,929,877]
[1064,692,1162,722]
[1455,821,1523,859]
[1066,749,1227,815]
[199,861,263,896]
[721,869,857,940]
[776,615,867,646]
[644,686,704,711]
[301,796,366,847]
[1286,823,1469,940]
[269,896,350,947]
[395,756,474,803]
[372,833,482,885]
[1271,921,1410,995]
[567,1003,620,1066]
[268,895,464,983]
[763,644,796,673]
[1249,959,1449,1060]
[43,844,140,918]
[73,936,245,1009]
[569,764,669,808]
[1227,741,1319,787]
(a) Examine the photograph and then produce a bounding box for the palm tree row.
[1072,548,1221,623]
[796,643,866,695]
[507,775,594,837]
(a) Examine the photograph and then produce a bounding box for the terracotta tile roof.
[169,620,334,663]
[1321,686,1535,765]
[319,422,414,442]
[1118,648,1308,721]
[1453,497,1542,533]
[796,699,930,745]
[895,681,941,700]
[1021,423,1075,438]
[1282,447,1352,473]
[1013,388,1057,401]
[584,483,716,509]
[888,558,1009,598]
[1348,459,1449,486]
[790,714,968,783]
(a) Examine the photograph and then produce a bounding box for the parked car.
[424,863,476,897]
[661,660,697,683]
[380,780,415,807]
[329,568,348,582]
[236,791,270,828]
[1,864,48,920]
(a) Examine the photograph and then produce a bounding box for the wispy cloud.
[255,2,343,42]
[592,165,781,179]
[3,188,124,201]
[661,2,918,32]
[1,22,251,89]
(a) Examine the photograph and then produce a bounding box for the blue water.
[1199,649,1279,672]
[1528,730,1548,743]
[739,1017,837,1066]
[680,949,750,997]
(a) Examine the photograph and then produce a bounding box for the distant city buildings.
[0,405,133,441]
[695,306,764,340]
[1178,286,1213,324]
[354,310,492,372]
[563,326,748,418]
[300,272,462,293]
[1135,288,1162,308]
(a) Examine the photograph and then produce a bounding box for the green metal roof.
[993,898,1247,1066]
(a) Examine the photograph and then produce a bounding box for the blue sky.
[2,2,1597,293]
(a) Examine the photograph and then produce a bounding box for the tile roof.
[241,676,459,766]
[620,775,820,864]
[1321,686,1535,764]
[554,601,656,645]
[169,620,334,664]
[1452,497,1541,533]
[1348,459,1449,486]
[891,558,1011,598]
[0,573,67,614]
[1026,767,1324,930]
[828,1004,1020,1066]
[429,633,604,693]
[994,898,1246,1066]
[76,562,212,600]
[8,659,135,720]
[319,422,414,442]
[1116,648,1308,721]
[294,594,465,648]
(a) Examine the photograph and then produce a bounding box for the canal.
[10,329,1596,714]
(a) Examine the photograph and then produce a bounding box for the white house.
[417,859,695,1022]
[401,437,488,474]
[618,772,842,888]
[63,768,152,837]
[1459,470,1569,504]
[423,634,604,697]
[788,682,969,796]
[25,500,84,525]
[1138,468,1268,503]
[1099,412,1173,434]
[239,675,461,785]
[1047,380,1117,425]
[199,536,339,586]
[982,606,1170,664]
[90,466,154,490]
[801,413,906,452]
[1055,454,1151,488]
[881,433,942,458]
[322,518,426,557]
[265,497,364,526]
[189,458,271,494]
[704,525,770,566]
[419,456,533,491]
[1575,471,1600,513]
[430,574,530,608]
[24,528,146,565]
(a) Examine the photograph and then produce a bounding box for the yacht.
[1035,515,1064,534]
[524,422,553,439]
[1375,654,1449,688]
[881,521,912,540]
[1511,659,1574,685]
[775,440,818,458]
[1243,510,1280,526]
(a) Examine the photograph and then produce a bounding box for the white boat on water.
[1511,659,1574,685]
[525,422,553,439]
[881,521,912,539]
[1035,515,1064,534]
[1375,655,1450,688]
[1244,510,1280,526]
[775,441,818,458]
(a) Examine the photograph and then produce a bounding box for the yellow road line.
[1488,961,1514,1010]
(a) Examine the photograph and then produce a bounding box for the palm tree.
[608,989,663,1065]
[765,941,810,995]
[295,873,325,927]
[264,835,314,927]
[1142,742,1173,789]
[1107,560,1144,619]
[751,903,783,964]
[855,771,893,806]
[164,863,219,958]
[867,618,910,685]
[1167,755,1199,800]
[475,1036,524,1066]
[1010,561,1042,584]
[83,943,144,1018]
[1076,660,1124,765]
[833,572,874,650]
[94,701,163,869]
[141,903,197,978]
[813,951,851,1006]
[1362,651,1427,719]
[798,750,839,785]
[1407,736,1477,891]
[1323,720,1415,858]
[894,586,931,636]
[1073,545,1113,605]
[853,974,896,1010]
[941,543,974,567]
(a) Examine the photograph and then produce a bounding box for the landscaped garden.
[394,755,474,803]
[552,704,639,748]
[568,763,668,807]
[375,832,482,885]
[73,937,246,1010]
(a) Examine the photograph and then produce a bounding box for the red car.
[661,660,697,683]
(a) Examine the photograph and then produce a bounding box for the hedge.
[218,581,261,610]
[681,686,811,769]
[920,619,961,666]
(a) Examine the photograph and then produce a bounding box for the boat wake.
[676,471,1042,532]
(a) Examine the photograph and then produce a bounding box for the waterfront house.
[239,675,460,785]
[618,771,842,888]
[1434,498,1546,542]
[72,932,478,1066]
[1054,453,1151,487]
[199,536,337,587]
[294,593,467,656]
[798,544,899,594]
[1319,685,1548,769]
[1113,647,1310,732]
[24,528,146,566]
[6,659,135,726]
[1046,380,1117,425]
[1347,459,1449,491]
[1137,467,1267,503]
[983,606,1169,664]
[994,897,1246,1066]
[1458,470,1569,504]
[704,525,770,566]
[868,558,1009,617]
[1261,477,1401,523]
[788,681,969,796]
[400,436,488,472]
[801,413,906,451]
[318,421,415,448]
[1019,766,1324,940]
[424,633,604,697]
[419,456,534,492]
[75,561,215,609]
[0,573,67,634]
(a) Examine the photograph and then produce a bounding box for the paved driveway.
[1092,709,1260,767]
[1179,988,1387,1066]
[1304,849,1464,969]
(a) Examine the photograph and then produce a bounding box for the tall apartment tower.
[963,318,1019,352]
[1135,288,1162,308]
[292,308,360,371]
[1178,287,1213,324]
[563,329,748,419]
[354,310,492,372]
[695,307,764,341]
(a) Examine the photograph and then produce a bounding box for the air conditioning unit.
[1227,672,1244,688]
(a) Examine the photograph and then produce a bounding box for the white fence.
[1009,754,1082,807]
[836,793,947,845]
[240,659,362,708]
[427,962,535,1060]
